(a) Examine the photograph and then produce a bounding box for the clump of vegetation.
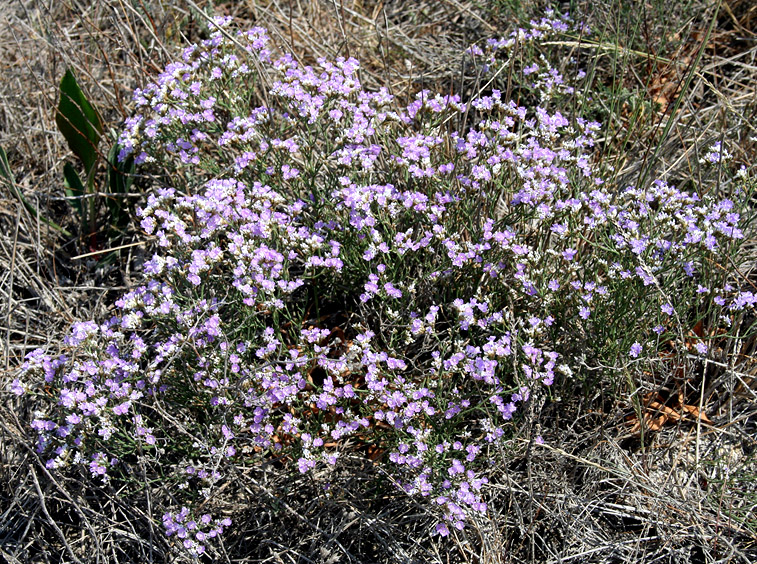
[10,12,756,560]
[4,1,757,562]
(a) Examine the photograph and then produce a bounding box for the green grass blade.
[638,0,722,189]
[0,145,71,237]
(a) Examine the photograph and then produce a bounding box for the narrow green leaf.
[638,1,722,188]
[105,143,136,229]
[55,69,103,175]
[106,143,135,195]
[0,145,71,237]
[63,162,85,219]
[0,145,14,186]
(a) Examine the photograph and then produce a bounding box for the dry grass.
[1,1,757,562]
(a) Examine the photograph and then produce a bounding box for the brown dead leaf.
[365,444,385,461]
[626,390,712,433]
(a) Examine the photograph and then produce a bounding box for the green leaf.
[0,145,71,237]
[107,143,135,195]
[63,162,86,220]
[0,145,14,187]
[55,69,103,175]
[105,142,136,228]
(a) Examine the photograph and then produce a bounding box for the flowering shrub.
[11,13,756,555]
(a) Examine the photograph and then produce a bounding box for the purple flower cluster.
[163,507,231,556]
[11,14,755,547]
[700,141,732,165]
